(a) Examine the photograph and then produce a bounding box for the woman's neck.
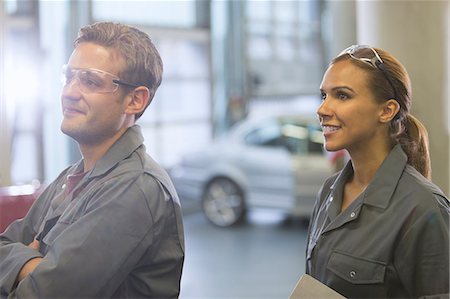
[348,139,393,187]
[340,139,393,212]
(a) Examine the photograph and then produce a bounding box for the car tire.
[201,177,246,227]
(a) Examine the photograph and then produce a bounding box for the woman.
[306,45,449,298]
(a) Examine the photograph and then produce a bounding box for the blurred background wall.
[0,0,448,194]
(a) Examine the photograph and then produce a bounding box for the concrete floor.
[179,203,309,299]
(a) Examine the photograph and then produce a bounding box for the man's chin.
[61,124,81,141]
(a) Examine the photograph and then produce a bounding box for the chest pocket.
[39,220,70,254]
[327,250,386,284]
[39,192,91,254]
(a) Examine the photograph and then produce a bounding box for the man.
[0,22,185,298]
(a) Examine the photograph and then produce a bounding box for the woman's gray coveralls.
[306,144,449,298]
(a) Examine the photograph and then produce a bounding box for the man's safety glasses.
[62,65,140,94]
[339,45,397,99]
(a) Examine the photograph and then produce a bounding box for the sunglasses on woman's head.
[339,45,397,100]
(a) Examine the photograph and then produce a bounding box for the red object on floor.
[0,184,41,233]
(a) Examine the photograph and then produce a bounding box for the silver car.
[170,115,333,227]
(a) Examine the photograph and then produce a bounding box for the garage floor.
[179,201,309,299]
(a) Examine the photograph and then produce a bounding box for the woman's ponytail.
[396,114,431,179]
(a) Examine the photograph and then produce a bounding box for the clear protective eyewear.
[62,65,140,94]
[339,45,397,99]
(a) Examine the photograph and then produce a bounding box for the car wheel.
[201,177,246,227]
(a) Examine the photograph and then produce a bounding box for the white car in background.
[170,115,333,227]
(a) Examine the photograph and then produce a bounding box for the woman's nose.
[316,99,331,119]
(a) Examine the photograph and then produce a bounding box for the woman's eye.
[337,93,349,100]
[321,92,327,101]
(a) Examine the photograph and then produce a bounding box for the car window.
[280,123,309,154]
[244,119,324,155]
[245,122,284,148]
[307,124,324,154]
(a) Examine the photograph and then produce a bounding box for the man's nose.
[61,77,82,99]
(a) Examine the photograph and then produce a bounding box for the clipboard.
[289,274,346,299]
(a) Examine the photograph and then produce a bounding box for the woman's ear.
[379,99,400,123]
[125,86,150,117]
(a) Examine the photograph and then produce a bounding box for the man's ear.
[125,87,150,117]
[379,99,400,123]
